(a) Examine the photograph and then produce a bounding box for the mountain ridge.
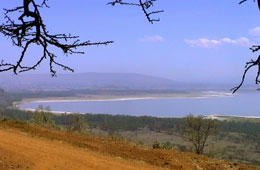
[0,72,180,91]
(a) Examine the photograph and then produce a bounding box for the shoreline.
[14,91,233,115]
[17,91,233,104]
[16,91,260,120]
[205,114,260,120]
[17,107,260,120]
[18,107,74,114]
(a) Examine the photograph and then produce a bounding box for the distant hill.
[0,73,181,91]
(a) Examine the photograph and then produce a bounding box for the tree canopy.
[182,115,218,155]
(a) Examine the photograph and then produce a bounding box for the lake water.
[19,92,260,118]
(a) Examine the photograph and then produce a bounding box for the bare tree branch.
[0,1,163,75]
[108,0,164,24]
[0,0,113,76]
[232,0,260,92]
[239,0,260,10]
[232,47,260,93]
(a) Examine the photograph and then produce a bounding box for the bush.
[178,145,188,152]
[31,105,55,127]
[152,141,160,149]
[67,114,88,133]
[161,142,173,149]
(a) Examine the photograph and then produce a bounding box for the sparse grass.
[1,108,260,167]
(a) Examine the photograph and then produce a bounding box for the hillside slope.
[0,129,161,170]
[0,120,258,170]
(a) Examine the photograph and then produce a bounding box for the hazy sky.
[1,1,260,84]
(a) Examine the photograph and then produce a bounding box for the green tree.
[251,133,260,153]
[0,108,3,119]
[31,105,54,126]
[67,114,88,133]
[182,115,218,155]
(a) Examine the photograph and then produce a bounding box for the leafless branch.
[0,0,113,76]
[239,0,252,4]
[232,0,260,92]
[108,0,164,24]
[232,46,260,93]
[239,0,260,10]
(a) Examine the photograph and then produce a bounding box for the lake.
[19,92,260,118]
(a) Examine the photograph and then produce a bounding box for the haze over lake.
[19,91,260,118]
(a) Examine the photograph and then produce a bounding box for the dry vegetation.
[0,119,258,170]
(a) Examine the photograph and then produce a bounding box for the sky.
[1,0,260,84]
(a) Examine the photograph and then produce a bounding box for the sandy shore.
[18,108,260,121]
[205,114,260,120]
[16,91,246,118]
[17,91,233,104]
[18,107,73,114]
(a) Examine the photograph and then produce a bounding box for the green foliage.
[83,114,184,133]
[219,120,260,136]
[0,88,17,109]
[177,145,188,152]
[31,105,55,127]
[182,115,218,155]
[53,113,185,133]
[251,134,260,153]
[0,108,4,121]
[152,141,160,149]
[66,114,88,133]
[161,141,174,149]
[1,108,32,121]
[1,108,260,166]
[152,141,174,149]
[107,132,125,142]
[2,108,259,140]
